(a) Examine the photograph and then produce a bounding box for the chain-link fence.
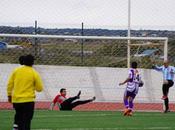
[0,35,171,68]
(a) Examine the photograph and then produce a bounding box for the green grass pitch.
[0,110,175,130]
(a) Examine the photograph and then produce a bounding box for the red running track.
[1,102,175,112]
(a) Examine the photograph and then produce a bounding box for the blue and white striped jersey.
[154,65,175,80]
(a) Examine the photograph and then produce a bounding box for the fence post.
[34,20,38,58]
[81,22,84,65]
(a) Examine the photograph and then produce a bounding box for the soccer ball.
[139,80,144,87]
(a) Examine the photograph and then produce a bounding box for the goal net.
[0,33,173,112]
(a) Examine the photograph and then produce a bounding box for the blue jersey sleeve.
[154,65,163,72]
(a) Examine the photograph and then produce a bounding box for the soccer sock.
[124,99,129,108]
[129,100,133,110]
[164,98,169,110]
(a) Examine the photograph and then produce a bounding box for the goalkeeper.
[152,60,175,113]
[50,88,96,110]
[119,61,143,116]
[7,54,43,130]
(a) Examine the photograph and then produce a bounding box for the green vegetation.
[1,110,175,130]
[0,40,128,67]
[1,38,175,68]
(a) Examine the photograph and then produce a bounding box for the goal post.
[0,33,168,68]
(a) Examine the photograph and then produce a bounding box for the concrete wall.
[1,64,175,103]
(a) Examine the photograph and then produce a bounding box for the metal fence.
[0,34,172,68]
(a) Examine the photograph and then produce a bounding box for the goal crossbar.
[130,43,163,46]
[0,33,168,41]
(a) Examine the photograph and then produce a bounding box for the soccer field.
[0,110,175,130]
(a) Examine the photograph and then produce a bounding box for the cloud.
[0,0,175,29]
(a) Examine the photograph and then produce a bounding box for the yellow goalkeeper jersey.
[7,65,43,103]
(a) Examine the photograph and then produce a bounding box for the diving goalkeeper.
[50,88,96,110]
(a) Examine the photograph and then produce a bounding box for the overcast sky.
[0,0,175,30]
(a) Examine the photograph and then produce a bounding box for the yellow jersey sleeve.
[33,70,43,92]
[7,68,17,96]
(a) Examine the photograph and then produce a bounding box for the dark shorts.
[167,80,174,87]
[124,90,136,99]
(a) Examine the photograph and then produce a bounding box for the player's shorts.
[124,89,136,99]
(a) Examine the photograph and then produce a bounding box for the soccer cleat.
[123,108,132,116]
[13,124,18,130]
[127,111,133,116]
[77,91,81,99]
[163,109,170,113]
[161,96,168,100]
[92,96,96,101]
[123,108,128,116]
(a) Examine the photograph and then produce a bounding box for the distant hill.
[0,26,175,38]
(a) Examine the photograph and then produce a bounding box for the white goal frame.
[0,33,168,68]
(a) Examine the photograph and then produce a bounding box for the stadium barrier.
[1,64,175,111]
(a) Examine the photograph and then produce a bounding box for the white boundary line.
[34,112,175,118]
[34,113,114,118]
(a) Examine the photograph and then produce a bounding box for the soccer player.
[50,88,96,110]
[7,54,43,130]
[119,61,143,116]
[152,60,175,113]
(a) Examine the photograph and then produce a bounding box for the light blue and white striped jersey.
[154,65,175,80]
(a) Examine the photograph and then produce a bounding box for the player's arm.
[119,77,131,86]
[50,102,55,110]
[50,95,58,110]
[6,70,15,103]
[34,71,43,92]
[152,65,163,71]
[119,71,132,86]
[171,66,175,74]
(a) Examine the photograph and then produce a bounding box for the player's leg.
[123,90,130,116]
[162,83,168,112]
[162,80,173,99]
[13,110,18,130]
[13,103,25,130]
[162,83,168,98]
[123,90,129,108]
[23,102,34,130]
[128,94,136,110]
[60,91,82,110]
[60,102,72,110]
[164,98,169,113]
[64,96,78,104]
[63,91,81,104]
[60,96,79,110]
[70,97,96,109]
[123,90,136,116]
[164,80,174,113]
[127,94,136,116]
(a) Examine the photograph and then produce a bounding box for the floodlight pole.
[127,0,131,68]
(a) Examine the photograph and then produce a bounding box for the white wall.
[1,64,175,103]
